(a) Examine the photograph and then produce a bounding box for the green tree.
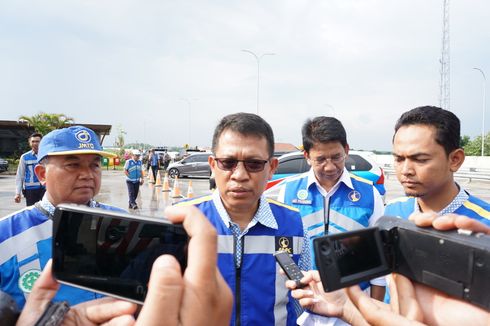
[19,112,74,135]
[460,135,470,148]
[463,132,490,156]
[114,125,127,157]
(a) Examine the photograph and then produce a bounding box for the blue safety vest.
[178,195,304,326]
[385,194,490,226]
[0,203,125,309]
[21,151,42,190]
[278,172,375,238]
[125,159,142,182]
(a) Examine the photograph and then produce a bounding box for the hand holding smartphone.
[274,251,307,288]
[52,204,188,304]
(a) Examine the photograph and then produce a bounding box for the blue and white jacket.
[385,189,490,226]
[177,193,308,326]
[268,169,384,240]
[124,159,143,182]
[15,151,44,194]
[0,197,125,309]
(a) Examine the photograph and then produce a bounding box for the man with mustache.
[0,126,125,309]
[178,112,310,325]
[385,106,489,225]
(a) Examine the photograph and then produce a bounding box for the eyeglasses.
[214,158,269,173]
[311,154,346,165]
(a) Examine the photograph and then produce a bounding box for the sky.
[1,0,489,151]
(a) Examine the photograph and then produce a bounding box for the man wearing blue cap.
[0,126,125,309]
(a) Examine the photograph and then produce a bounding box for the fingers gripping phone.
[52,204,189,304]
[274,251,307,288]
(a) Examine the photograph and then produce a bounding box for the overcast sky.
[1,1,489,151]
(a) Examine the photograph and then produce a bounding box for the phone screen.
[52,206,188,303]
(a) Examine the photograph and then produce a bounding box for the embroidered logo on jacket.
[276,236,293,254]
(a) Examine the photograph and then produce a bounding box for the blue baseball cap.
[38,126,116,162]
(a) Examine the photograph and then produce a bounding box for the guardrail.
[381,165,490,182]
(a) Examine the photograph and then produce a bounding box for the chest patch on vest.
[292,189,312,205]
[348,190,361,202]
[19,269,41,294]
[275,236,293,254]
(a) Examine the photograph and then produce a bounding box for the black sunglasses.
[214,158,269,173]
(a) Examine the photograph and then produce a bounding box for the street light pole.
[242,49,275,115]
[473,68,486,156]
[180,98,197,147]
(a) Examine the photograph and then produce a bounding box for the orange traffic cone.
[186,180,194,198]
[162,173,171,192]
[171,176,184,198]
[155,171,162,187]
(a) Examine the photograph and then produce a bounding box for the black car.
[0,157,9,173]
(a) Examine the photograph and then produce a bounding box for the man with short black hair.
[14,132,45,206]
[385,106,490,225]
[1,126,124,309]
[266,116,386,323]
[178,112,310,325]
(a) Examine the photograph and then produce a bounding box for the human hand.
[346,274,424,326]
[286,270,346,318]
[409,212,490,234]
[16,260,137,326]
[18,206,233,326]
[14,194,21,203]
[143,205,232,326]
[139,178,144,185]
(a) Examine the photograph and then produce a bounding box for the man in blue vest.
[0,126,125,310]
[14,132,46,206]
[385,106,490,225]
[177,113,310,326]
[124,149,144,209]
[266,116,385,325]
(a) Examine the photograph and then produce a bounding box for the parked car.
[166,152,212,178]
[266,150,385,196]
[0,157,8,173]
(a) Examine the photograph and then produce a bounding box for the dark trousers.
[150,165,158,181]
[24,188,46,206]
[126,180,140,206]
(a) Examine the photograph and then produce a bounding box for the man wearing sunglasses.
[266,116,385,325]
[177,113,310,326]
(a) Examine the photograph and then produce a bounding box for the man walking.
[124,149,144,209]
[148,148,160,183]
[14,132,45,206]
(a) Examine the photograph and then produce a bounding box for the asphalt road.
[0,170,489,218]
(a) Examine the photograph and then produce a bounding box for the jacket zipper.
[235,236,244,326]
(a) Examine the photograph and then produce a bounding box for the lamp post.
[242,49,275,115]
[180,98,198,147]
[473,68,486,156]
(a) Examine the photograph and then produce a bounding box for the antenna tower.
[439,0,450,110]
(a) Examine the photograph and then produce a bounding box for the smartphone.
[52,204,188,304]
[274,251,306,288]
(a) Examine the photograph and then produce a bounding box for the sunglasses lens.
[244,160,266,172]
[217,159,238,171]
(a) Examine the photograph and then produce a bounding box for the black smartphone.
[52,204,188,304]
[274,251,306,288]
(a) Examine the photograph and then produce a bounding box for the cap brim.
[46,150,117,158]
